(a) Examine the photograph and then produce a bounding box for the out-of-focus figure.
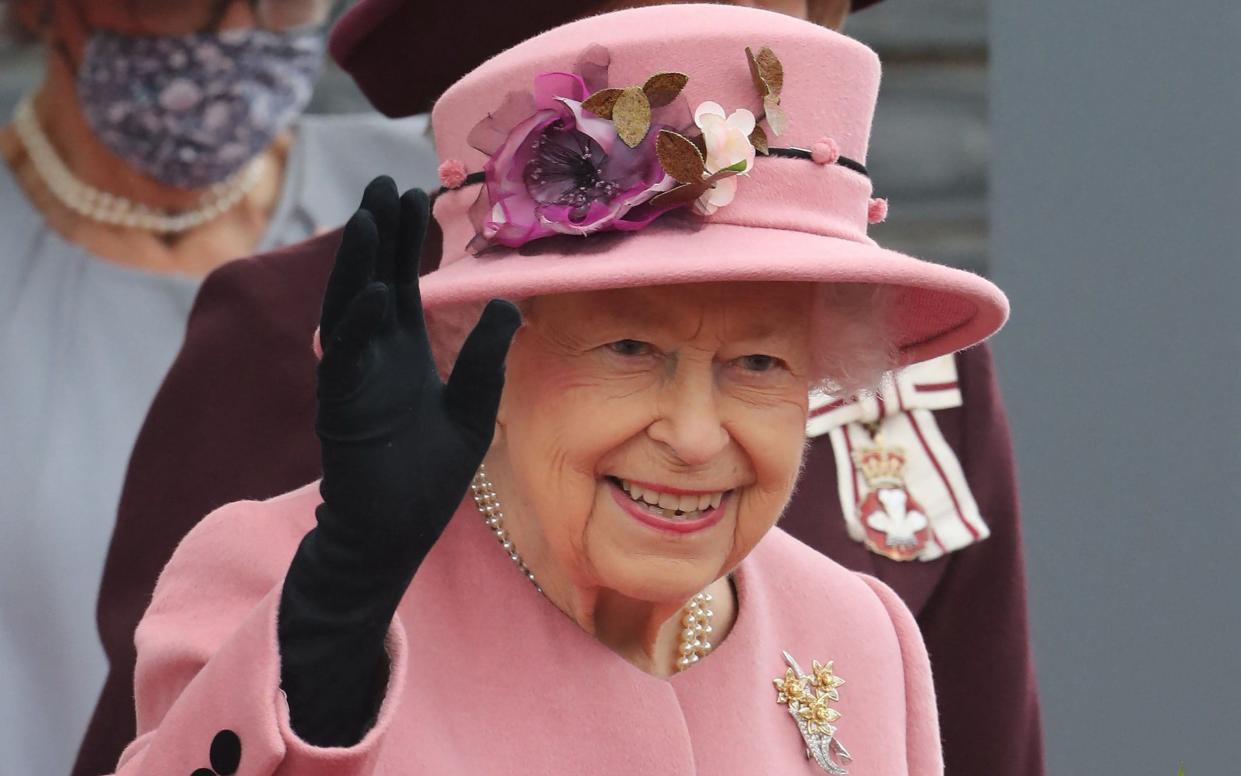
[0,2,437,773]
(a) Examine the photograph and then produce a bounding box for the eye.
[734,354,784,373]
[606,339,654,357]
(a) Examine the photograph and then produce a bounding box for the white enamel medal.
[851,424,931,562]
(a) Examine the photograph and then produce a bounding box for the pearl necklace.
[12,94,262,235]
[470,464,715,672]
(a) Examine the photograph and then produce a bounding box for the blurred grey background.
[3,0,1237,773]
[992,1,1240,774]
[849,0,989,276]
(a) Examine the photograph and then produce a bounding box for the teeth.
[617,479,727,518]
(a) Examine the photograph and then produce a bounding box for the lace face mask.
[76,25,327,189]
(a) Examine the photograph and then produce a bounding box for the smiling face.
[492,282,814,604]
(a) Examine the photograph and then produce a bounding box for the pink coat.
[113,482,942,775]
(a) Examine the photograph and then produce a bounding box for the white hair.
[807,282,899,397]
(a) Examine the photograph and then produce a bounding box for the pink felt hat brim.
[419,217,1008,366]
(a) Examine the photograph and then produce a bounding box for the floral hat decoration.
[419,4,1008,365]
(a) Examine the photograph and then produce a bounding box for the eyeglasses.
[121,0,337,35]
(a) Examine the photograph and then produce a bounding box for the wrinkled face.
[495,282,814,603]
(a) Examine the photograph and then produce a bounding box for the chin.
[591,555,721,605]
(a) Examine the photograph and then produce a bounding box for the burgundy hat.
[416,4,1007,366]
[329,0,885,117]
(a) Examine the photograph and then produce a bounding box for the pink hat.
[420,4,1008,365]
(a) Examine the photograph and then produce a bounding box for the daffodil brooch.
[774,651,852,774]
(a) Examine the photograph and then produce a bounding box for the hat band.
[767,146,869,177]
[432,146,869,202]
[432,153,879,271]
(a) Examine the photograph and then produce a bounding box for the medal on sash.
[850,422,931,562]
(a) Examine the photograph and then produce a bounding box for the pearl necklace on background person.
[470,464,715,672]
[12,94,262,235]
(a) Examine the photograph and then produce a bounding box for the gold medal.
[850,423,931,562]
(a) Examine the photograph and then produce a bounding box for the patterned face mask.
[76,26,327,189]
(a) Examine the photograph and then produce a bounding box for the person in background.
[75,1,1044,775]
[0,1,437,773]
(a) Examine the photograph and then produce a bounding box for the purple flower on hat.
[468,72,674,250]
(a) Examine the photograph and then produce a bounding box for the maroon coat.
[72,232,1044,776]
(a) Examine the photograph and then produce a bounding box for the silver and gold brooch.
[774,651,853,774]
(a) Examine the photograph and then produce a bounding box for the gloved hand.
[278,176,521,746]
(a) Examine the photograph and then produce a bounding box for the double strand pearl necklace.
[470,464,715,672]
[12,94,262,235]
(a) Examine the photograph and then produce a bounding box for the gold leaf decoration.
[753,46,784,95]
[703,168,740,185]
[613,86,652,148]
[745,46,781,98]
[749,124,770,155]
[581,87,624,119]
[690,133,708,157]
[650,181,710,209]
[643,71,690,108]
[656,129,706,184]
[746,46,789,136]
[745,47,763,93]
[649,167,740,209]
[764,95,789,136]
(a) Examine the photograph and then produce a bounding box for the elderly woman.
[112,5,1006,775]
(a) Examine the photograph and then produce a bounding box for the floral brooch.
[446,44,870,253]
[774,651,853,774]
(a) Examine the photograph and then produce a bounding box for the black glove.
[277,177,521,746]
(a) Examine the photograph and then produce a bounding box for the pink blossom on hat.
[811,136,841,165]
[692,101,757,215]
[438,159,469,189]
[867,196,889,224]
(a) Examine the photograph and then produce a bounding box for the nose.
[646,363,730,466]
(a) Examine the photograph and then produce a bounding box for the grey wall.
[992,1,1241,773]
[849,0,990,276]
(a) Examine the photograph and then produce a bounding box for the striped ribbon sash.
[806,355,989,562]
